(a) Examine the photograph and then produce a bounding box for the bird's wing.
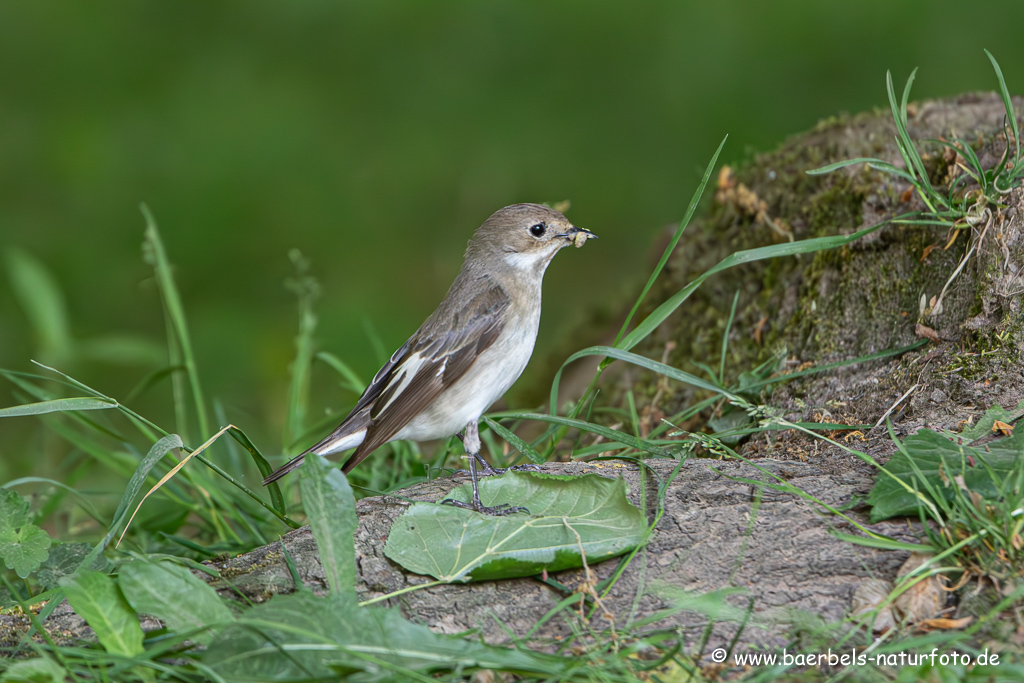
[340,283,510,472]
[261,337,415,485]
[309,335,416,449]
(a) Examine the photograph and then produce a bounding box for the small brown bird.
[263,204,595,513]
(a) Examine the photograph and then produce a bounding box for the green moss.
[585,95,1022,434]
[943,321,1024,381]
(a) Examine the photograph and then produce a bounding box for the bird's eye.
[529,223,546,237]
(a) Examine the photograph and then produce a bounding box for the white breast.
[395,305,540,442]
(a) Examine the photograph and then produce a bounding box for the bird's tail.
[262,453,307,485]
[262,427,368,486]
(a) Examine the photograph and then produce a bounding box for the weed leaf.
[952,401,1024,442]
[0,656,68,682]
[0,489,52,578]
[866,429,1022,521]
[204,591,572,680]
[300,454,357,595]
[36,542,111,590]
[385,472,645,581]
[119,559,234,644]
[59,569,144,656]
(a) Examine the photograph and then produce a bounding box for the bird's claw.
[453,462,543,477]
[440,498,528,516]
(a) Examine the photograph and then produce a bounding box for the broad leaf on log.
[384,471,645,581]
[866,429,1022,522]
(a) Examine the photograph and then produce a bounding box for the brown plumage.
[263,204,595,507]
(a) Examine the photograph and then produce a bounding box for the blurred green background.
[3,1,1023,475]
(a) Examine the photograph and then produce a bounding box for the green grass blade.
[612,135,727,347]
[550,345,737,423]
[888,68,934,196]
[0,396,117,417]
[719,290,740,385]
[807,157,918,185]
[4,249,73,363]
[615,218,891,353]
[866,162,918,184]
[930,139,985,189]
[284,252,318,453]
[741,339,926,394]
[899,68,915,130]
[504,412,675,457]
[29,360,169,440]
[806,157,888,175]
[315,351,365,395]
[829,531,935,553]
[483,416,545,465]
[986,49,1020,164]
[109,434,186,542]
[141,204,210,441]
[227,426,287,515]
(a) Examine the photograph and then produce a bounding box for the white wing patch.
[312,429,366,456]
[375,350,428,415]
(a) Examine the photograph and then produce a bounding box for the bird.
[263,203,596,514]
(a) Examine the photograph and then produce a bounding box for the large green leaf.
[866,429,1022,522]
[300,454,358,596]
[0,489,52,578]
[384,472,645,582]
[119,559,234,645]
[204,591,575,681]
[59,569,143,657]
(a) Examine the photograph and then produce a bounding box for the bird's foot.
[440,498,528,516]
[454,455,543,477]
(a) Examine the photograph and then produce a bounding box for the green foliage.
[4,249,72,365]
[866,429,1023,522]
[0,656,68,683]
[59,569,144,657]
[299,454,357,596]
[385,472,646,581]
[203,590,574,682]
[0,489,52,579]
[482,415,545,465]
[36,542,111,591]
[119,559,233,645]
[202,450,581,681]
[809,51,1023,222]
[4,132,1022,677]
[954,400,1024,441]
[859,404,1024,585]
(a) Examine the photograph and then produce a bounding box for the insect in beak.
[557,226,598,248]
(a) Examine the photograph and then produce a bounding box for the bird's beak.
[557,225,598,247]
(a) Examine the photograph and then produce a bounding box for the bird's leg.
[441,421,527,515]
[453,428,541,476]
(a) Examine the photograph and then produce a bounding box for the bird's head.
[466,203,597,274]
